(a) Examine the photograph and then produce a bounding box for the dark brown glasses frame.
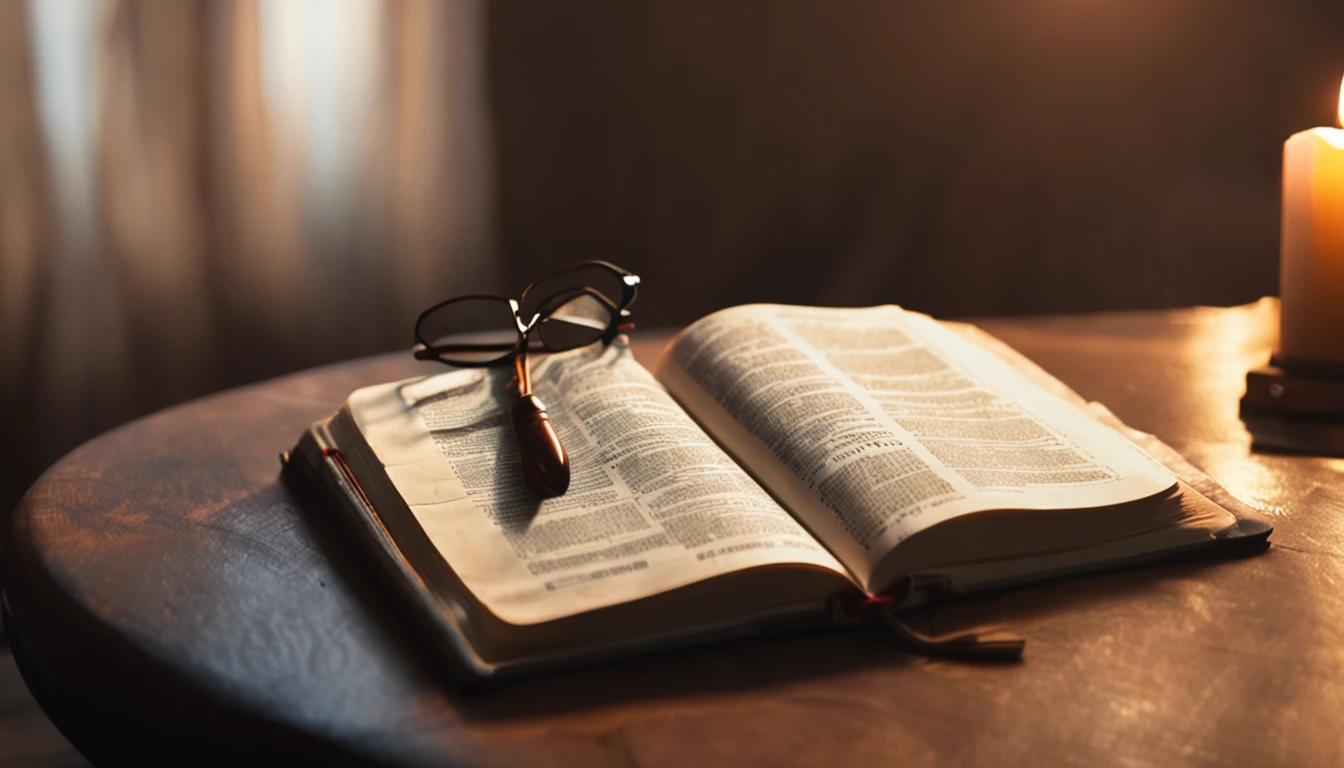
[409,261,640,498]
[412,260,639,366]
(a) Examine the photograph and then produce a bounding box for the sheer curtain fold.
[1,0,495,517]
[101,0,215,400]
[375,0,496,319]
[0,1,48,392]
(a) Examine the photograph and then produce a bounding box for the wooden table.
[6,300,1340,767]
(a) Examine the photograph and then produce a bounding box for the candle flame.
[1339,75,1344,128]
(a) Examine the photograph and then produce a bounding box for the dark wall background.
[3,0,1344,525]
[490,0,1344,321]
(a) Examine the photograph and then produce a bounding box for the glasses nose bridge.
[508,299,540,334]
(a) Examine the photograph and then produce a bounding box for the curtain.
[0,0,496,518]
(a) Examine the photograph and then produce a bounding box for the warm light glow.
[1338,74,1344,128]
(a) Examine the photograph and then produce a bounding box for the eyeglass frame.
[411,260,640,367]
[407,260,641,498]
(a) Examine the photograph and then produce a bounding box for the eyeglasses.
[412,261,640,498]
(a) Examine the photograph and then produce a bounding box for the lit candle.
[1279,76,1344,369]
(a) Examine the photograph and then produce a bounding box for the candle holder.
[1241,358,1344,457]
[1246,73,1344,456]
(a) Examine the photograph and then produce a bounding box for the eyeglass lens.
[518,264,630,323]
[537,292,615,351]
[416,296,520,365]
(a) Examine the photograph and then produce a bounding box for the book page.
[346,339,849,625]
[655,304,1176,591]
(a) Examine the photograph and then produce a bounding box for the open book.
[286,305,1269,682]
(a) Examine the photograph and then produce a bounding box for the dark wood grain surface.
[6,300,1338,766]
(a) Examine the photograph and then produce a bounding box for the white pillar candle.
[1279,76,1344,368]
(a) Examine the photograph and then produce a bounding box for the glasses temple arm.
[412,341,520,360]
[513,347,533,396]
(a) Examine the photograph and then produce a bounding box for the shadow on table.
[6,475,1269,766]
[1241,414,1344,459]
[283,474,910,713]
[286,471,1266,722]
